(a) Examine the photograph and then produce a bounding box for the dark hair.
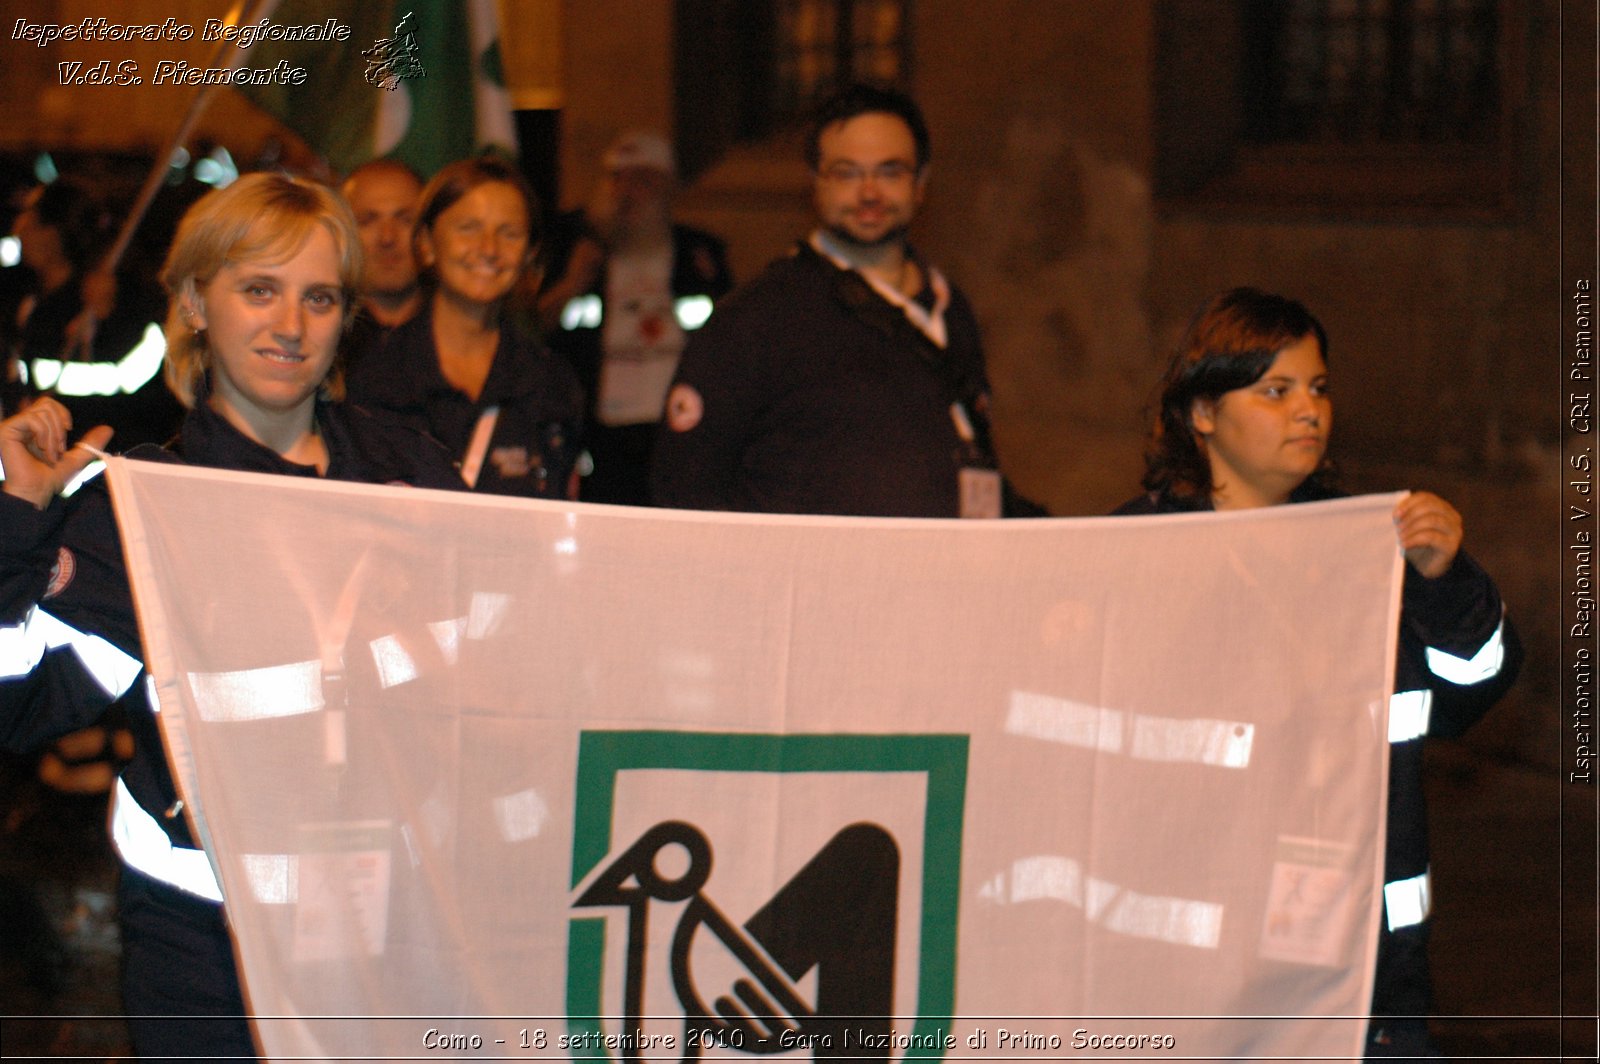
[414,155,541,263]
[30,176,112,273]
[804,84,931,172]
[1141,287,1334,502]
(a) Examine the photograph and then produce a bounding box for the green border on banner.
[566,731,969,1062]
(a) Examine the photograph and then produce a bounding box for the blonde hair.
[160,172,362,408]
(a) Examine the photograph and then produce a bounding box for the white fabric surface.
[105,456,1404,1063]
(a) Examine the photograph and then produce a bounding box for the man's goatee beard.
[826,223,909,253]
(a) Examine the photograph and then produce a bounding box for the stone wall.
[674,0,1560,763]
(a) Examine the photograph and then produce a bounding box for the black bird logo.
[575,820,900,1062]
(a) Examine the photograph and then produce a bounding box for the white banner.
[105,457,1404,1062]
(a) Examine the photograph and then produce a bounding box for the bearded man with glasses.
[652,84,1035,518]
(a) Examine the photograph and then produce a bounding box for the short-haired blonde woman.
[0,171,461,1060]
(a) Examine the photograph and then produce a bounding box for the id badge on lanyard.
[950,401,1001,519]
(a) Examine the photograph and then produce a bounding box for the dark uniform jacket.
[0,395,463,860]
[650,242,999,517]
[6,273,183,448]
[348,304,584,500]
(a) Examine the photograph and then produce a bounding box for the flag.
[233,0,517,177]
[106,457,1405,1063]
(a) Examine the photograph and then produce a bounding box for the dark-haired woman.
[347,157,583,499]
[1,172,463,1061]
[1115,287,1521,1060]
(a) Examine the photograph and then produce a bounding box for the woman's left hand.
[1394,491,1463,579]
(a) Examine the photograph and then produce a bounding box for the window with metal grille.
[773,0,911,116]
[1156,0,1526,218]
[1241,0,1502,145]
[674,0,911,182]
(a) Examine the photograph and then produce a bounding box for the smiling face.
[189,224,345,436]
[1191,332,1331,510]
[812,111,926,249]
[418,180,530,308]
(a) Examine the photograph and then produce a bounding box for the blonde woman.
[0,171,460,1060]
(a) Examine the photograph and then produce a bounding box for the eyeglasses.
[816,160,918,186]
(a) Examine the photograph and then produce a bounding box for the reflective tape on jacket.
[558,294,602,330]
[674,294,714,329]
[1425,617,1507,686]
[557,293,715,332]
[1388,689,1433,743]
[0,604,142,700]
[1383,868,1431,931]
[111,777,224,903]
[28,321,166,397]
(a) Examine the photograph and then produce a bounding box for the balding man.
[341,158,424,375]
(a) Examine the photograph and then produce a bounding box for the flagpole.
[69,0,280,360]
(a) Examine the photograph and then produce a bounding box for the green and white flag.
[107,454,1408,1063]
[236,0,516,177]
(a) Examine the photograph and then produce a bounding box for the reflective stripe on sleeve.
[60,459,106,498]
[0,605,142,699]
[674,294,714,330]
[28,322,166,397]
[1425,618,1507,686]
[1388,689,1433,743]
[1383,868,1431,931]
[110,777,223,903]
[559,294,603,330]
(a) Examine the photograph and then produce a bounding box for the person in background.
[537,131,732,505]
[348,156,583,500]
[339,158,425,376]
[4,176,179,446]
[1113,286,1522,1061]
[0,171,463,1061]
[650,85,1034,518]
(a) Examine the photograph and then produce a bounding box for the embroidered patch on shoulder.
[665,384,703,432]
[44,547,76,600]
